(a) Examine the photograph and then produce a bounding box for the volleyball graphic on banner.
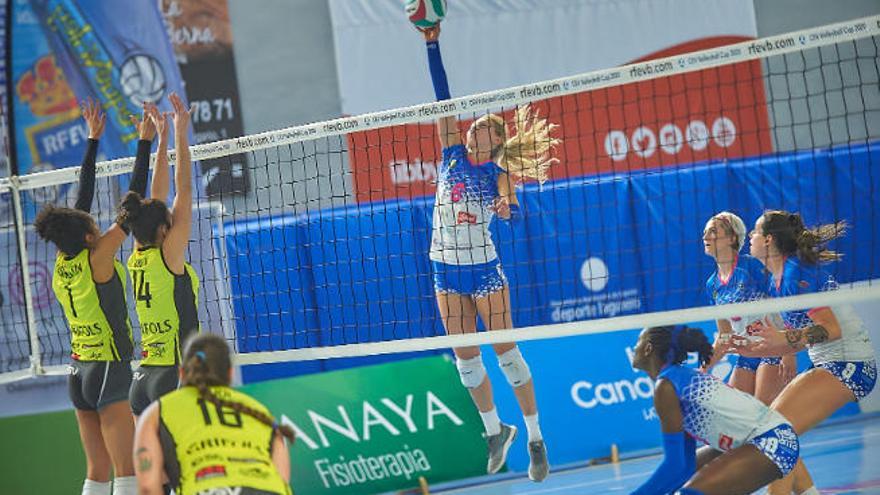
[120,54,166,106]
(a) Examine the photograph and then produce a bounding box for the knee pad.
[498,347,532,388]
[456,355,487,389]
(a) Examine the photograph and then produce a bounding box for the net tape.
[233,285,880,364]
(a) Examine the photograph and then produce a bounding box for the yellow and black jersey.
[52,249,133,361]
[127,246,200,366]
[158,386,291,495]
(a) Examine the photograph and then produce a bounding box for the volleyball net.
[1,15,879,382]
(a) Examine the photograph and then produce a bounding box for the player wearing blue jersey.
[701,212,796,404]
[418,24,560,481]
[737,210,876,495]
[630,325,799,495]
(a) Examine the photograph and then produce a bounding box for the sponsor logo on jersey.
[195,465,227,481]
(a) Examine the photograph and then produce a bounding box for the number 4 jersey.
[128,246,200,366]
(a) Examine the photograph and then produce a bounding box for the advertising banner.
[241,355,488,494]
[330,0,768,204]
[1,0,8,178]
[11,0,188,216]
[160,0,248,197]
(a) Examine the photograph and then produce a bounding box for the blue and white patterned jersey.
[658,365,788,452]
[768,257,873,364]
[706,255,769,337]
[430,145,504,265]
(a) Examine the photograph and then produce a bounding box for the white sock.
[524,413,543,442]
[112,476,137,495]
[82,479,111,495]
[799,488,820,495]
[479,407,501,436]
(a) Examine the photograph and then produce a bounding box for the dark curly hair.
[34,205,95,256]
[645,325,713,367]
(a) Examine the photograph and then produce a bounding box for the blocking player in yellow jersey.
[34,99,157,495]
[118,93,201,417]
[134,333,294,495]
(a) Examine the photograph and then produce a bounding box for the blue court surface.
[430,416,880,495]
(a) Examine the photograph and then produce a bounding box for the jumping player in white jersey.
[418,23,560,481]
[630,325,800,495]
[733,210,877,494]
[702,211,797,403]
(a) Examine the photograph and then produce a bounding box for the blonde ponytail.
[495,104,561,183]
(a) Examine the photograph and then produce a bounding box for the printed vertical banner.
[1,0,9,178]
[13,0,189,213]
[161,0,248,197]
[241,355,488,494]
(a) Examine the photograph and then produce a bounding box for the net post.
[9,176,42,377]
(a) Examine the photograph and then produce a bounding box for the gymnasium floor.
[433,416,880,494]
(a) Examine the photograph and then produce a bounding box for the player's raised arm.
[420,24,461,149]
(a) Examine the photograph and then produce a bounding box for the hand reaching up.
[82,98,106,140]
[130,102,157,141]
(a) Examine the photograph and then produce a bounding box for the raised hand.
[421,24,440,41]
[168,92,194,134]
[130,102,157,141]
[82,98,106,140]
[146,104,170,144]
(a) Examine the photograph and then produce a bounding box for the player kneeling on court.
[134,333,294,495]
[629,326,799,495]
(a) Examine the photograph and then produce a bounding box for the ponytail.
[181,334,295,444]
[482,104,560,183]
[761,210,846,265]
[116,191,169,245]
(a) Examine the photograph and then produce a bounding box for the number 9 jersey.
[128,246,200,366]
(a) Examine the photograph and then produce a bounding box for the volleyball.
[120,54,166,106]
[405,0,447,29]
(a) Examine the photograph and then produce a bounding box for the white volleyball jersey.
[429,145,503,265]
[769,258,874,364]
[659,365,788,451]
